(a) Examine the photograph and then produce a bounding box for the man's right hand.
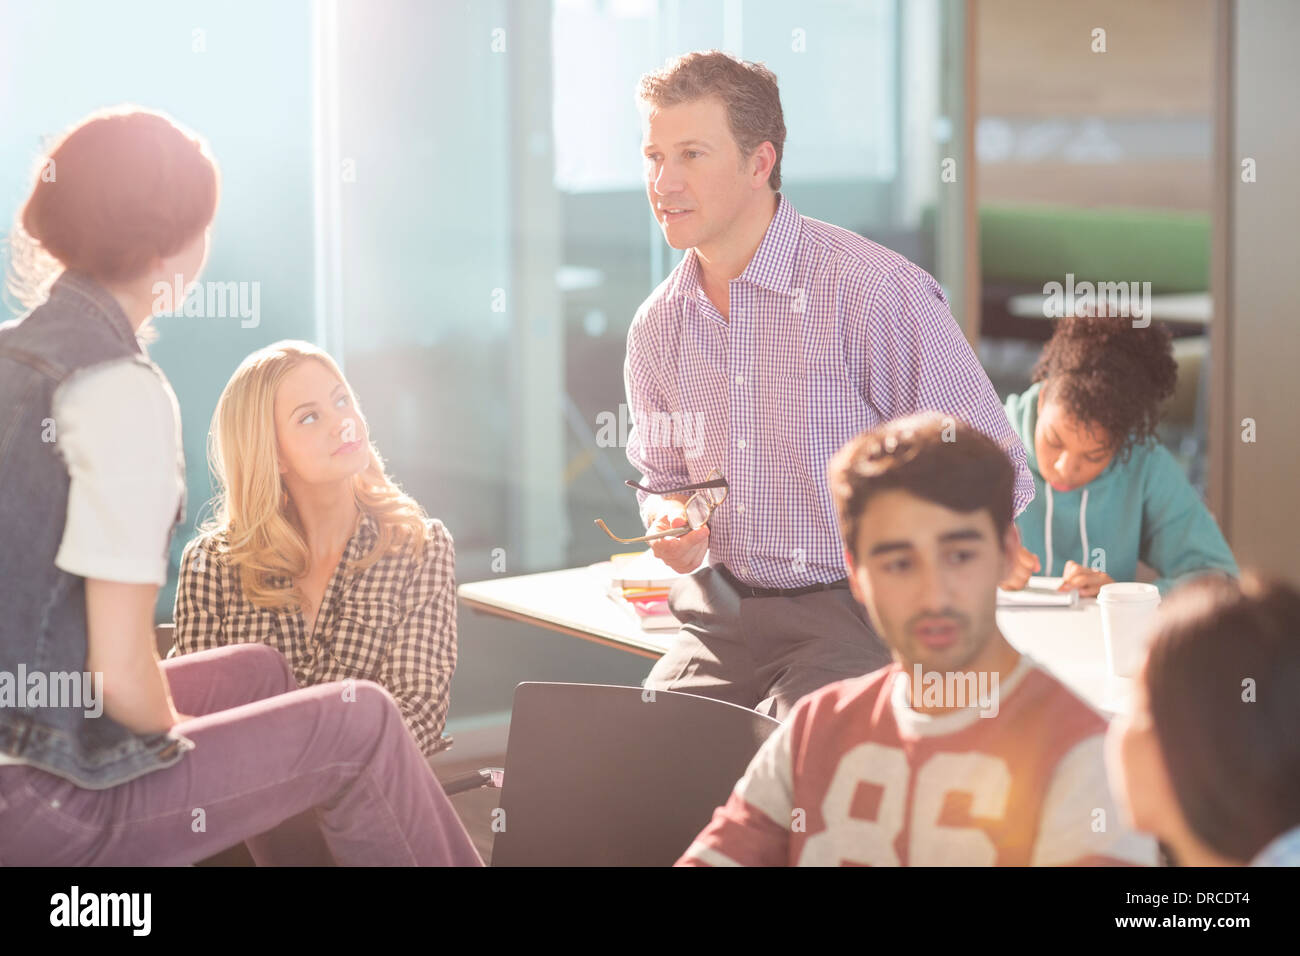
[647,500,710,574]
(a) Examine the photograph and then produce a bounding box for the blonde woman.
[172,341,457,759]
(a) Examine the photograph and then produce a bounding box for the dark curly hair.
[1032,313,1178,462]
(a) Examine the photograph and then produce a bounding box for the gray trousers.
[644,564,893,720]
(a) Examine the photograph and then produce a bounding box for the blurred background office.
[1,0,1295,740]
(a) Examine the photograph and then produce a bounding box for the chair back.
[492,682,780,867]
[155,622,175,657]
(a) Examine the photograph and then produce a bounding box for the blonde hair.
[204,340,429,610]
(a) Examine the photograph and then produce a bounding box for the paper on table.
[997,576,1079,608]
[609,549,684,589]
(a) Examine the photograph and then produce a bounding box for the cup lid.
[1097,582,1161,604]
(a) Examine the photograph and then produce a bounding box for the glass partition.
[326,0,967,588]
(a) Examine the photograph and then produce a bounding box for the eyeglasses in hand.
[594,469,728,544]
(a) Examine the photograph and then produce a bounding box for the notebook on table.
[996,576,1080,608]
[606,550,685,631]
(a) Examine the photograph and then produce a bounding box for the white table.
[998,602,1132,715]
[460,565,1132,714]
[460,563,674,660]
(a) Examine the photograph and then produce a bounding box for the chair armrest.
[441,768,504,796]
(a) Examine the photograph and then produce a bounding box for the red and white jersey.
[678,655,1156,866]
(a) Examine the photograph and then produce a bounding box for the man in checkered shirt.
[628,51,1033,718]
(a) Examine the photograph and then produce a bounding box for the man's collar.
[670,191,799,300]
[735,191,799,294]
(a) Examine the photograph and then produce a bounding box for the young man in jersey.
[677,413,1156,866]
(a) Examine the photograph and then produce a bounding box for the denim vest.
[0,270,193,789]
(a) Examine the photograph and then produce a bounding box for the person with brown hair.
[624,51,1033,718]
[679,414,1153,865]
[1106,573,1300,866]
[0,107,480,865]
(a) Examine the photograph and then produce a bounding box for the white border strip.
[312,0,345,366]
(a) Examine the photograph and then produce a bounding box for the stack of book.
[606,550,685,631]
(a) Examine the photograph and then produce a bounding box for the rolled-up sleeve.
[860,265,1036,516]
[52,359,184,584]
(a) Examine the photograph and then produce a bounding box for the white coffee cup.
[1098,582,1162,678]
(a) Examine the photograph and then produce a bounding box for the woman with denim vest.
[0,107,481,865]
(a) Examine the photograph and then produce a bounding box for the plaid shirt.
[171,513,457,758]
[625,192,1034,589]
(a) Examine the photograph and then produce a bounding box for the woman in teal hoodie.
[1000,314,1238,597]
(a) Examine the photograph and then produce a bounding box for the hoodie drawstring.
[1044,483,1090,577]
[1079,488,1090,571]
[1045,484,1054,577]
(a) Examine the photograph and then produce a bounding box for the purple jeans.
[0,643,483,866]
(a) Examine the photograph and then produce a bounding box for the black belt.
[716,564,850,599]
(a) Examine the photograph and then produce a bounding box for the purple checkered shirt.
[623,193,1034,589]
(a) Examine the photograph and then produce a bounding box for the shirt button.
[737,439,746,450]
[735,374,744,384]
[737,503,745,513]
[50,799,61,809]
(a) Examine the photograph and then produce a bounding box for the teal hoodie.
[1004,382,1238,595]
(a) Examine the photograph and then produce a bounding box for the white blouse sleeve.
[52,359,184,586]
